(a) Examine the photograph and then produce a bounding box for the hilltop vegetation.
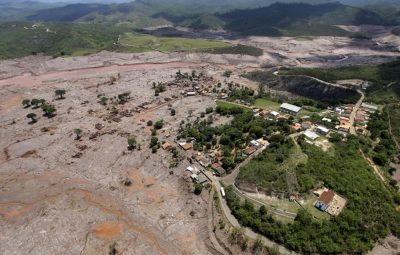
[279,60,400,104]
[0,23,234,59]
[21,0,400,36]
[229,136,400,254]
[118,32,230,53]
[0,22,124,59]
[219,2,389,36]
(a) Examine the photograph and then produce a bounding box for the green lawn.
[254,98,281,111]
[119,32,230,53]
[215,100,251,111]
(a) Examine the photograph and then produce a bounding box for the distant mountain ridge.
[10,0,400,37]
[219,2,392,36]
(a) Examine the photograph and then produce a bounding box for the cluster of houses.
[335,102,378,134]
[313,188,347,216]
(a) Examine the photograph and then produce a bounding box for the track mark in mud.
[93,221,124,238]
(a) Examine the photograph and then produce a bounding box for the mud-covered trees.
[22,99,30,108]
[42,104,56,117]
[74,128,82,140]
[127,137,137,150]
[55,89,66,99]
[26,113,37,123]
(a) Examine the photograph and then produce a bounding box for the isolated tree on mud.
[127,137,137,150]
[154,120,164,130]
[98,96,108,105]
[170,108,176,116]
[26,113,37,123]
[74,128,82,140]
[22,99,31,108]
[30,98,40,108]
[55,89,66,99]
[194,183,203,195]
[118,92,130,103]
[42,104,56,117]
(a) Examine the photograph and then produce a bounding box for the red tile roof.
[319,190,335,205]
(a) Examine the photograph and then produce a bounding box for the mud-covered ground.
[0,62,230,255]
[1,28,399,255]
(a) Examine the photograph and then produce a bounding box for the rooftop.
[304,130,320,140]
[280,103,301,113]
[319,190,335,205]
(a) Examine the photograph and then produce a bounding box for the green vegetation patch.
[227,136,400,254]
[254,98,281,111]
[118,32,229,53]
[279,61,400,104]
[201,44,263,57]
[215,100,250,111]
[238,138,307,194]
[0,22,125,59]
[0,23,230,59]
[388,104,400,146]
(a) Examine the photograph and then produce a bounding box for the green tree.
[74,128,82,140]
[127,137,137,150]
[22,99,31,108]
[42,104,56,117]
[150,136,159,148]
[26,112,37,123]
[98,96,108,105]
[194,183,203,195]
[30,98,40,108]
[154,120,164,130]
[55,89,66,99]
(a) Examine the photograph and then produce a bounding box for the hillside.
[219,2,390,36]
[24,1,400,34]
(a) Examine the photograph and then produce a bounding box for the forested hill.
[219,2,393,36]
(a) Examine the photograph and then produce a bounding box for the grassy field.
[215,100,251,111]
[201,44,263,57]
[118,32,230,53]
[254,98,281,111]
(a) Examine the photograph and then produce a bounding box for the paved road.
[349,90,365,135]
[221,146,265,185]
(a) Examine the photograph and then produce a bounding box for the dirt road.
[349,90,365,135]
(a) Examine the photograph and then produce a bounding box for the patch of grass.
[215,100,251,111]
[254,98,281,111]
[294,36,314,41]
[118,32,230,53]
[201,44,263,57]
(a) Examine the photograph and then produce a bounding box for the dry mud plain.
[1,30,400,255]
